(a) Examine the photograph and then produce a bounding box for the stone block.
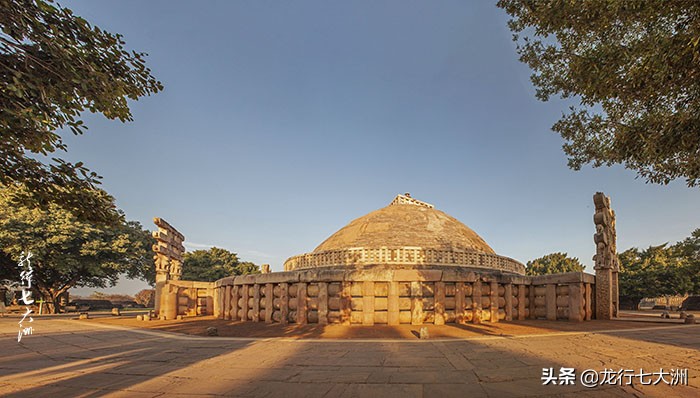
[545,284,557,320]
[504,283,513,321]
[394,269,442,282]
[434,282,445,325]
[388,281,400,325]
[419,326,429,339]
[345,268,395,282]
[318,282,328,325]
[441,268,478,282]
[250,271,301,284]
[300,268,346,283]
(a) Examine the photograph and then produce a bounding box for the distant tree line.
[618,229,700,308]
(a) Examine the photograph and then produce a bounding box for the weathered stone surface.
[346,268,396,282]
[394,269,443,282]
[593,192,619,320]
[419,326,429,339]
[441,268,478,282]
[153,217,185,317]
[283,195,526,275]
[234,274,259,285]
[530,272,595,284]
[314,196,495,254]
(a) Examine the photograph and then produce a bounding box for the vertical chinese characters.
[17,251,34,342]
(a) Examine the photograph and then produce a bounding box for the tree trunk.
[35,277,74,314]
[47,293,59,314]
[37,288,63,314]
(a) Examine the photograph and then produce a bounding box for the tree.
[618,248,651,308]
[89,292,135,303]
[526,252,584,275]
[1,0,163,223]
[498,1,700,186]
[618,241,697,308]
[0,184,155,313]
[134,289,155,307]
[182,247,260,282]
[671,228,700,294]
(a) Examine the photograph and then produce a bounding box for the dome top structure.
[284,194,525,275]
[314,194,495,254]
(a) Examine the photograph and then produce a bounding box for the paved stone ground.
[85,313,698,339]
[0,317,698,397]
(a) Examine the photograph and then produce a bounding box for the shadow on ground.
[0,317,697,397]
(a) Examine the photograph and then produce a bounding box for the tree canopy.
[618,229,700,307]
[182,247,260,282]
[0,184,155,313]
[498,1,700,186]
[0,0,162,223]
[526,252,585,275]
[134,289,155,307]
[675,228,700,293]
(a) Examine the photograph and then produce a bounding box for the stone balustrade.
[211,265,595,325]
[283,247,526,275]
[159,280,216,320]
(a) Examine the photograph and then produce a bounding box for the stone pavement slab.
[0,317,698,397]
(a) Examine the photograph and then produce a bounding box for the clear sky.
[61,1,700,296]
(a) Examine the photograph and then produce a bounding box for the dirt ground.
[88,312,694,339]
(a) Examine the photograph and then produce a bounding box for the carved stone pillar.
[593,192,619,320]
[152,218,185,316]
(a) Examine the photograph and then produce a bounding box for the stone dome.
[314,198,495,254]
[283,194,525,274]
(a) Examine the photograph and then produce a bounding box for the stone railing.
[158,280,215,320]
[213,266,596,325]
[283,247,526,275]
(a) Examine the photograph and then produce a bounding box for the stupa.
[212,194,596,325]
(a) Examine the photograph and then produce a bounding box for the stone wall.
[284,248,526,275]
[159,280,215,320]
[213,265,595,324]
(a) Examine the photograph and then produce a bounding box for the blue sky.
[61,1,700,296]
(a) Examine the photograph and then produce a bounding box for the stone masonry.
[593,192,619,320]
